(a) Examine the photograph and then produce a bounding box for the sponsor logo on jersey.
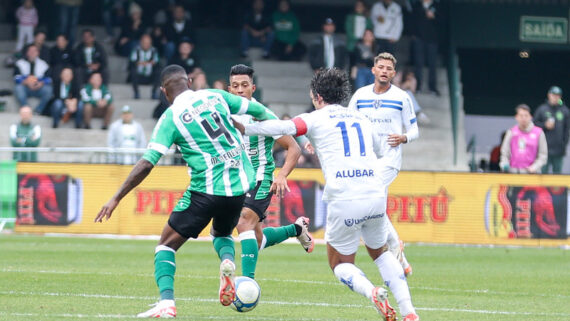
[344,213,384,227]
[181,112,194,123]
[335,169,374,178]
[210,143,247,165]
[370,118,392,124]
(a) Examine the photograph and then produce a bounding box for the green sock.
[239,231,258,279]
[212,236,235,262]
[154,246,176,300]
[262,224,298,249]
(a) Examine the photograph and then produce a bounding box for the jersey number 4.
[336,121,366,157]
[202,112,235,145]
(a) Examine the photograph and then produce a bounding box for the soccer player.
[94,64,275,318]
[348,52,418,276]
[236,68,419,321]
[228,64,313,280]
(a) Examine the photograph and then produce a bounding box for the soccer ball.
[230,276,261,312]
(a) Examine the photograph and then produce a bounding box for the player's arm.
[95,111,176,222]
[272,135,301,197]
[209,89,277,121]
[388,94,419,146]
[94,159,154,222]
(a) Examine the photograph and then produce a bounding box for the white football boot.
[295,216,315,253]
[219,259,236,306]
[136,300,176,318]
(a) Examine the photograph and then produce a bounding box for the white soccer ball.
[230,276,261,312]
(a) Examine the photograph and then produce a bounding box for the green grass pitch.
[0,235,568,321]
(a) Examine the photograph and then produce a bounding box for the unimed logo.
[387,188,451,223]
[135,190,184,215]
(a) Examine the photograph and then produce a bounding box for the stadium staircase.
[0,24,466,170]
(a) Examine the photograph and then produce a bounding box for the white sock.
[374,251,415,316]
[333,263,375,300]
[258,234,267,252]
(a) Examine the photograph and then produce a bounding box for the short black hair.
[310,68,351,105]
[56,33,68,40]
[230,64,254,80]
[82,28,94,36]
[161,64,187,85]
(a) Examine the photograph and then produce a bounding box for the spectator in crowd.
[489,131,506,172]
[28,30,50,63]
[129,34,160,99]
[164,5,195,60]
[151,25,168,58]
[56,0,83,45]
[351,29,377,90]
[308,18,347,71]
[240,0,274,59]
[191,72,209,90]
[168,39,202,79]
[534,86,570,174]
[14,44,52,115]
[271,0,306,61]
[212,79,227,90]
[10,105,41,162]
[107,105,146,165]
[15,0,38,52]
[115,3,146,57]
[74,29,109,85]
[370,0,403,54]
[500,104,547,174]
[81,72,114,130]
[411,0,441,95]
[51,67,83,129]
[393,69,430,124]
[49,34,74,78]
[345,0,373,55]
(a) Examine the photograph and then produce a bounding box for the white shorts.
[324,197,388,255]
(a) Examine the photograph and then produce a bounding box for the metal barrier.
[0,147,185,165]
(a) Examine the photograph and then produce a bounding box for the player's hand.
[304,141,314,154]
[94,198,119,223]
[232,117,245,134]
[270,176,290,198]
[387,134,406,147]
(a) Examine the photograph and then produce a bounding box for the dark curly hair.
[310,68,351,105]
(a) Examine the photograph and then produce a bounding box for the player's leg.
[361,197,418,320]
[137,191,219,317]
[381,164,413,276]
[326,199,396,320]
[211,193,246,306]
[137,219,189,318]
[261,216,314,253]
[236,207,260,279]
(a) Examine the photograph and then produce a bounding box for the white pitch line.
[2,267,570,300]
[1,291,569,318]
[0,311,347,321]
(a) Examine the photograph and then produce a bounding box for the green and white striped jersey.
[143,89,275,197]
[233,98,280,182]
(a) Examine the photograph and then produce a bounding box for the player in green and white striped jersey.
[94,65,276,318]
[229,64,314,281]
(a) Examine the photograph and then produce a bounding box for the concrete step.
[261,88,312,105]
[252,60,314,78]
[256,75,311,91]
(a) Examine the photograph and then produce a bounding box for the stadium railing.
[0,147,184,165]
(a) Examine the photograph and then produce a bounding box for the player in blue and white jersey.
[237,68,419,321]
[348,52,419,276]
